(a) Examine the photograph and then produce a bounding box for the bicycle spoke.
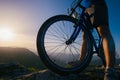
[55,22,68,40]
[46,30,65,41]
[69,46,75,61]
[49,45,68,63]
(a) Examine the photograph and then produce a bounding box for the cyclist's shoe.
[104,68,119,80]
[68,60,81,67]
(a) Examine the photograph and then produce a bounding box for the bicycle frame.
[68,0,102,55]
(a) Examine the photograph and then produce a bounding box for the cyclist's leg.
[79,32,88,60]
[97,25,115,68]
[94,2,118,80]
[97,25,119,80]
[93,2,116,69]
[79,5,95,61]
[68,32,88,66]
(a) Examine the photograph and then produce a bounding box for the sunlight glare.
[0,28,14,41]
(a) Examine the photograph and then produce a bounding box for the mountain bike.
[37,0,106,75]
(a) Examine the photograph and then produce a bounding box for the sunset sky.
[0,0,120,54]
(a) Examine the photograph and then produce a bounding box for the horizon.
[0,0,120,55]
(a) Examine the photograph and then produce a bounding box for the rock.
[0,62,31,79]
[1,65,120,80]
[15,69,89,80]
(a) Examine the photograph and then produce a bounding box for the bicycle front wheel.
[37,15,93,75]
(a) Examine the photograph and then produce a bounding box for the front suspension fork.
[66,23,82,45]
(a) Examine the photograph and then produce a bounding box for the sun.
[0,28,14,41]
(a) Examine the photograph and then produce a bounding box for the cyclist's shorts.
[86,1,108,27]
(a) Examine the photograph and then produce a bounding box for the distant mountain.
[0,47,45,69]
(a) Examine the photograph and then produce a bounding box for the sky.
[0,0,120,55]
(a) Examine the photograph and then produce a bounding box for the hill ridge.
[0,47,45,69]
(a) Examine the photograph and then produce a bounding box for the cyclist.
[70,0,119,80]
[83,0,119,80]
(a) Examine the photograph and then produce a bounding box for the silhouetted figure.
[79,0,119,80]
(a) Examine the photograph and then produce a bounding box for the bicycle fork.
[65,21,83,45]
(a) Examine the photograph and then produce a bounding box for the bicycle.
[37,0,106,76]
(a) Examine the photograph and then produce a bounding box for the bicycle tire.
[37,15,93,75]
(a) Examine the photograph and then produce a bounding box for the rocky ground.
[9,66,120,80]
[0,63,120,80]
